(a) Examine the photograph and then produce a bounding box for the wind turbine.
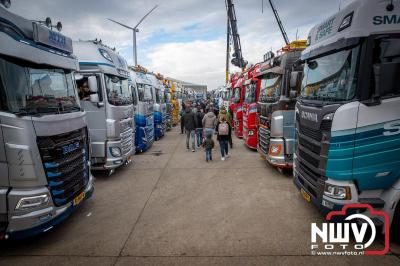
[108,5,158,66]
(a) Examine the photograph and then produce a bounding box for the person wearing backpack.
[215,116,232,161]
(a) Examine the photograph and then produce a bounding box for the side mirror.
[290,71,300,88]
[88,76,98,93]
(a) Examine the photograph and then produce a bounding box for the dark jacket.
[195,111,205,128]
[202,138,215,150]
[215,121,232,141]
[183,110,196,131]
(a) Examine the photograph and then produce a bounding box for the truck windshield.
[137,83,153,102]
[105,75,132,106]
[301,46,360,102]
[244,83,256,104]
[259,74,282,103]
[233,87,241,103]
[0,57,80,115]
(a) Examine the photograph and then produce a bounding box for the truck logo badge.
[62,142,80,155]
[383,120,400,136]
[301,111,318,123]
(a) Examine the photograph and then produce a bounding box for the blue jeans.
[219,140,229,157]
[205,149,212,161]
[186,130,195,150]
[195,128,203,147]
[204,128,214,137]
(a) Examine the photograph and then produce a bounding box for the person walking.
[202,108,217,137]
[182,107,196,152]
[202,131,215,162]
[218,106,233,148]
[195,108,205,148]
[215,116,232,161]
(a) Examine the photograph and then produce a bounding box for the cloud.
[147,39,226,89]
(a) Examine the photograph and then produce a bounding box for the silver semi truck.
[73,40,134,175]
[0,4,93,239]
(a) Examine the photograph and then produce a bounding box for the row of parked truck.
[0,2,196,239]
[226,0,400,238]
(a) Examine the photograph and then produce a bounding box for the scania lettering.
[0,4,93,239]
[74,40,134,174]
[129,67,155,152]
[293,0,400,239]
[256,41,306,168]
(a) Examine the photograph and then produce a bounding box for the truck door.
[77,74,106,159]
[354,37,400,191]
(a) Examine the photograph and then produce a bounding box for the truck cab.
[74,40,134,174]
[242,64,261,149]
[0,4,93,239]
[129,68,154,152]
[148,73,166,140]
[169,81,180,126]
[163,80,173,130]
[232,75,245,138]
[256,42,306,168]
[293,0,400,236]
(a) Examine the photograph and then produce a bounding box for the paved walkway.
[0,127,399,265]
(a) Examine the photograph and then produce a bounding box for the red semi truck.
[242,64,261,149]
[231,74,245,138]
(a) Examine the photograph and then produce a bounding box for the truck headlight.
[324,183,351,200]
[109,147,121,157]
[15,194,49,210]
[322,112,334,121]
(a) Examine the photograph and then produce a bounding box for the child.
[202,132,215,162]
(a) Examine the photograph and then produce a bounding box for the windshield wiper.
[13,108,39,116]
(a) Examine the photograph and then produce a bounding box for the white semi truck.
[73,40,134,175]
[0,3,93,239]
[294,0,400,238]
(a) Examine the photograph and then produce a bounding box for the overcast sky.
[10,0,354,89]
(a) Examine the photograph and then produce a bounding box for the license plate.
[300,188,311,202]
[73,191,85,206]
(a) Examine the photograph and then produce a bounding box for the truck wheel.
[391,201,400,243]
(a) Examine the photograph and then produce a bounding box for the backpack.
[218,122,229,136]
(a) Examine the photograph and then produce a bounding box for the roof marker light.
[338,12,354,32]
[99,48,113,62]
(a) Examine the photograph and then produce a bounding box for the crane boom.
[268,0,289,45]
[226,0,247,69]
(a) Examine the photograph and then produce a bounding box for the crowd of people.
[180,99,233,162]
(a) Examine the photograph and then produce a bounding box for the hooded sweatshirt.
[202,111,217,129]
[183,109,196,131]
